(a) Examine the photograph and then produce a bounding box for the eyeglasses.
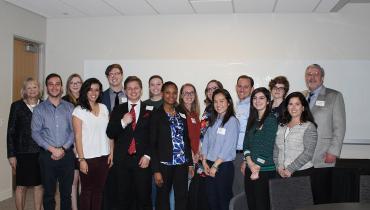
[272,86,285,92]
[207,86,218,93]
[182,91,194,97]
[70,81,82,86]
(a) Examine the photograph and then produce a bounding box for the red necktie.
[128,104,137,155]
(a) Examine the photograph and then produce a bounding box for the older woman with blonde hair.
[7,77,43,210]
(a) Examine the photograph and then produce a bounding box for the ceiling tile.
[146,0,194,14]
[60,0,120,16]
[190,0,233,14]
[5,0,85,18]
[314,0,340,12]
[234,0,276,13]
[104,0,157,15]
[275,0,321,13]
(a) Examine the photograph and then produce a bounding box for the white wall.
[45,3,370,159]
[0,0,46,201]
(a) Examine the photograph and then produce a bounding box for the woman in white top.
[72,78,114,210]
[274,92,318,178]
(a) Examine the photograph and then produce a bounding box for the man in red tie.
[106,76,153,210]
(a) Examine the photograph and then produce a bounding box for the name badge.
[256,157,265,164]
[179,113,186,119]
[121,97,127,103]
[217,127,226,135]
[191,118,196,124]
[316,100,325,107]
[146,106,153,111]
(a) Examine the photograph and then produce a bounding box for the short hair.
[105,64,123,76]
[45,73,62,86]
[162,81,178,92]
[21,77,42,99]
[268,76,290,98]
[237,75,254,87]
[78,78,103,111]
[124,76,142,89]
[306,64,325,77]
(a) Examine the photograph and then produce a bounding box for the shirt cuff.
[144,155,151,160]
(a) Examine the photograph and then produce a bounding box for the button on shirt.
[235,97,250,150]
[31,99,74,150]
[307,85,322,109]
[201,116,239,162]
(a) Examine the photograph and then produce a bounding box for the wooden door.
[13,38,39,101]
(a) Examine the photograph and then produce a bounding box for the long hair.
[280,92,317,127]
[209,89,235,127]
[179,83,200,117]
[21,77,42,99]
[204,79,223,106]
[65,73,83,105]
[78,78,103,111]
[247,87,272,132]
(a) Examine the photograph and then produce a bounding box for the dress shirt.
[307,85,323,109]
[108,88,126,111]
[235,97,250,150]
[31,99,74,150]
[201,116,239,162]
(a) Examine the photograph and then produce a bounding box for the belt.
[236,150,243,154]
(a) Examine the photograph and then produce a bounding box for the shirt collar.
[238,96,251,105]
[310,85,323,96]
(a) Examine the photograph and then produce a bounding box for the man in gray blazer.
[303,64,346,204]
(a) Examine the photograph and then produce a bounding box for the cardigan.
[7,100,42,157]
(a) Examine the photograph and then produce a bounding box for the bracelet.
[78,158,86,162]
[211,164,218,171]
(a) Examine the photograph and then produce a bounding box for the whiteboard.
[84,59,370,145]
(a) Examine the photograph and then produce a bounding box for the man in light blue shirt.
[32,73,75,210]
[233,75,254,195]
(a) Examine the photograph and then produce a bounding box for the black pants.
[39,149,74,210]
[312,167,332,204]
[205,161,234,210]
[244,169,275,210]
[117,155,152,210]
[156,164,188,210]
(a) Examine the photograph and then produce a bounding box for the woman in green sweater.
[241,87,278,210]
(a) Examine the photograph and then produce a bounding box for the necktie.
[128,104,137,155]
[114,91,120,108]
[307,92,314,104]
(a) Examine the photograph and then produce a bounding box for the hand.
[283,169,292,178]
[107,154,113,168]
[188,166,195,178]
[8,157,17,174]
[122,113,133,125]
[324,153,337,163]
[250,171,259,180]
[138,156,150,168]
[79,160,88,175]
[192,152,200,164]
[240,161,246,176]
[209,167,217,177]
[154,172,164,187]
[249,163,260,174]
[51,147,65,160]
[278,167,287,178]
[202,160,210,176]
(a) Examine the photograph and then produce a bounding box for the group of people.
[7,63,346,210]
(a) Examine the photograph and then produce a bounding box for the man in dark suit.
[102,63,127,113]
[303,64,346,204]
[107,76,152,210]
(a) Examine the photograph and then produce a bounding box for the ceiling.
[4,0,370,18]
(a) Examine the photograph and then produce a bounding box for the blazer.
[106,101,152,162]
[303,86,346,168]
[7,100,42,157]
[150,105,192,173]
[102,89,112,113]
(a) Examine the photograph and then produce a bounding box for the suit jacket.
[150,105,192,173]
[102,89,112,113]
[106,101,152,162]
[303,85,346,168]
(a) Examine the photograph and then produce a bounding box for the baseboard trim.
[0,188,12,202]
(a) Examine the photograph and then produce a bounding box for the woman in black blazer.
[151,81,194,210]
[7,77,43,210]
